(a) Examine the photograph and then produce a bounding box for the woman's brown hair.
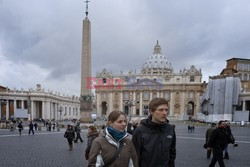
[88,125,97,132]
[107,110,127,125]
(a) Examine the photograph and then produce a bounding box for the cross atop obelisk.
[85,0,90,17]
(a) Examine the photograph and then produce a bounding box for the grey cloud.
[1,0,250,95]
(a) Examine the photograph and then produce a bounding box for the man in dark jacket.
[205,123,216,159]
[74,123,83,143]
[207,120,230,167]
[132,98,176,167]
[28,121,34,135]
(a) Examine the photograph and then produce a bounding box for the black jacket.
[65,129,75,140]
[132,116,176,167]
[207,127,230,149]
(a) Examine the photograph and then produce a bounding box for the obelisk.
[80,0,92,122]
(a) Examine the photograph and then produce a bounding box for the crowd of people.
[2,97,239,167]
[81,98,238,167]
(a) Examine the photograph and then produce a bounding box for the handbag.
[64,131,68,138]
[103,141,124,167]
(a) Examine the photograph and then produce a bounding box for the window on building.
[64,107,67,115]
[69,107,71,115]
[164,91,170,100]
[17,100,22,109]
[123,92,129,99]
[176,78,180,82]
[189,91,194,99]
[143,92,149,100]
[153,92,157,98]
[24,101,28,109]
[244,64,248,71]
[190,76,194,82]
[103,78,106,84]
[238,63,243,70]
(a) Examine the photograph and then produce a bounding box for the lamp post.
[58,106,63,121]
[125,99,137,121]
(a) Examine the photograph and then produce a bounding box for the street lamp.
[58,106,63,121]
[125,100,137,121]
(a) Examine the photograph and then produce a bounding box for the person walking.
[85,126,99,160]
[52,122,56,131]
[88,110,138,167]
[223,123,238,159]
[207,120,230,167]
[17,121,23,136]
[205,123,216,159]
[132,98,176,167]
[74,123,83,143]
[34,122,38,131]
[64,124,75,151]
[10,121,15,132]
[28,121,34,135]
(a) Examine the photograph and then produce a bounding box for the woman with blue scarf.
[88,111,138,167]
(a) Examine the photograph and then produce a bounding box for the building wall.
[0,86,80,121]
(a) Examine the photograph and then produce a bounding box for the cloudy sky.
[0,0,250,96]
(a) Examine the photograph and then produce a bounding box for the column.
[42,101,45,119]
[157,91,160,98]
[6,100,9,120]
[139,91,143,116]
[14,100,16,118]
[120,91,123,111]
[46,101,50,120]
[55,103,58,121]
[150,92,153,101]
[132,91,136,115]
[243,100,246,111]
[170,92,174,116]
[21,100,24,109]
[31,101,34,120]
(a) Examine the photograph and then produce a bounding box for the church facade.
[94,41,205,120]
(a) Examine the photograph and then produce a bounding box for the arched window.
[190,76,194,82]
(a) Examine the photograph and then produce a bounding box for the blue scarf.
[107,126,126,141]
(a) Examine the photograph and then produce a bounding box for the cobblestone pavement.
[0,123,250,167]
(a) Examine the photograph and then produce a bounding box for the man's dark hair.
[218,120,224,125]
[149,98,168,113]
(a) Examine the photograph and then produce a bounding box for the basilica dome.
[141,41,173,75]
